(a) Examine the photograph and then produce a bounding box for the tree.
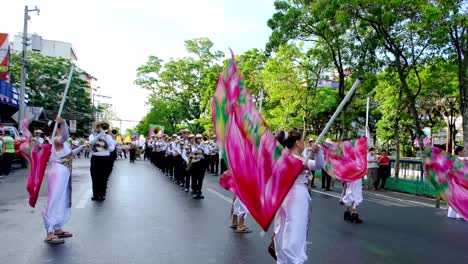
[9,51,94,134]
[261,44,338,136]
[438,0,467,150]
[135,97,185,136]
[349,0,444,150]
[135,38,224,133]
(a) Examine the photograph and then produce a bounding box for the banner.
[0,33,9,81]
[69,120,77,133]
[212,51,303,230]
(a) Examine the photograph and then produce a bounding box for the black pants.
[322,169,331,190]
[375,165,389,189]
[129,149,136,162]
[191,161,205,194]
[220,158,227,174]
[310,170,315,186]
[1,153,13,175]
[90,155,111,198]
[210,154,219,175]
[174,156,183,183]
[185,162,192,189]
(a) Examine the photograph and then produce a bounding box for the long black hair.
[276,130,302,149]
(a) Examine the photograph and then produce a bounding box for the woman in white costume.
[230,197,251,233]
[274,130,324,264]
[43,117,84,244]
[448,146,465,220]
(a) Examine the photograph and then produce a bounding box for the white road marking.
[206,188,233,204]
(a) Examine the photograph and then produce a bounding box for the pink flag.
[322,137,368,182]
[19,120,52,208]
[212,51,303,230]
[424,147,468,220]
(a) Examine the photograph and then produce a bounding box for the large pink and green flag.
[424,147,468,220]
[322,137,368,182]
[19,120,52,208]
[212,51,303,230]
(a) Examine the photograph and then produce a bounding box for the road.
[0,158,467,264]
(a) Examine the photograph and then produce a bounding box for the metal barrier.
[389,158,424,182]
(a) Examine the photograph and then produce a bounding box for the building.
[12,34,77,61]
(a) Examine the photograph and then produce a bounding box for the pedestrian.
[230,197,252,233]
[42,117,85,244]
[34,129,45,144]
[129,139,137,163]
[375,149,390,190]
[274,130,324,264]
[88,121,115,201]
[1,130,15,176]
[367,147,378,190]
[448,146,465,220]
[303,138,317,188]
[0,130,5,175]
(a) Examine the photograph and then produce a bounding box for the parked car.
[0,125,27,167]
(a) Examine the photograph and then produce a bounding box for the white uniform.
[274,150,324,264]
[233,197,248,217]
[42,123,84,233]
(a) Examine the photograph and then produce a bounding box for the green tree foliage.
[135,38,224,134]
[9,51,94,134]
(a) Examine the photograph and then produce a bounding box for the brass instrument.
[111,129,118,136]
[154,127,161,135]
[101,123,110,131]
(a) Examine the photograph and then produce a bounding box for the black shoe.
[325,189,331,192]
[192,194,200,199]
[91,197,98,201]
[98,196,106,201]
[344,211,351,221]
[351,213,363,224]
[184,188,189,192]
[198,193,204,199]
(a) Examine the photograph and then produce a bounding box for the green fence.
[316,158,438,198]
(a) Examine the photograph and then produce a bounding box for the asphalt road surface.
[0,158,467,264]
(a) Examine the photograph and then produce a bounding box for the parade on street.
[1,1,468,264]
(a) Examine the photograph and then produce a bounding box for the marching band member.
[182,134,205,198]
[88,121,115,201]
[209,135,219,176]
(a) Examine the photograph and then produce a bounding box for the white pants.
[447,206,460,219]
[341,179,363,209]
[233,197,248,217]
[42,163,71,233]
[274,183,310,264]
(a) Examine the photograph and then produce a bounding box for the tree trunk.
[394,117,401,179]
[460,53,468,155]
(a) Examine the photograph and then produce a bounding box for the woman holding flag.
[275,130,323,264]
[42,117,85,244]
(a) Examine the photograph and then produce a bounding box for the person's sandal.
[230,225,238,229]
[44,236,64,244]
[55,231,73,238]
[235,227,252,233]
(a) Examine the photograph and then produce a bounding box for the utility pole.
[18,5,40,131]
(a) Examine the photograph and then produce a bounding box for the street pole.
[18,5,39,131]
[258,89,264,112]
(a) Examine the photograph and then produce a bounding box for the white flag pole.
[366,97,370,145]
[316,76,363,144]
[51,65,75,139]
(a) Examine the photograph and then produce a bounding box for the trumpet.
[111,129,118,136]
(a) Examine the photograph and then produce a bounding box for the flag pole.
[51,65,75,139]
[316,76,363,144]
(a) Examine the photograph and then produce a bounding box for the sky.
[1,0,276,132]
